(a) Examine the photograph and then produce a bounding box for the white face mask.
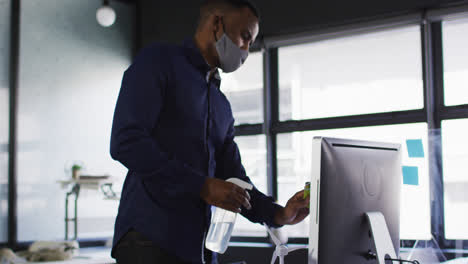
[214,19,249,73]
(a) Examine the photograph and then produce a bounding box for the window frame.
[232,9,468,253]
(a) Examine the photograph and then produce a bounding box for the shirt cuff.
[263,202,284,228]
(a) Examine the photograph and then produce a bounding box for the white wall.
[0,0,11,243]
[17,0,134,241]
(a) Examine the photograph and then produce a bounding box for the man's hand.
[200,178,251,213]
[274,190,310,226]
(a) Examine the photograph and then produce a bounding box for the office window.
[278,26,423,121]
[0,0,11,243]
[443,18,468,106]
[442,119,468,239]
[220,52,263,125]
[277,123,430,240]
[232,135,267,237]
[17,0,133,241]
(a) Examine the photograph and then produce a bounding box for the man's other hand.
[274,190,310,226]
[200,178,251,213]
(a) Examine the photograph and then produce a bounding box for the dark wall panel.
[140,0,203,47]
[256,0,437,36]
[138,0,466,49]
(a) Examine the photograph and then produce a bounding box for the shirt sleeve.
[215,119,283,228]
[110,50,206,198]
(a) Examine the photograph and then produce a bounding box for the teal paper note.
[406,139,424,158]
[402,166,419,186]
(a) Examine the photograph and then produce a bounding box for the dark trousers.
[114,230,214,264]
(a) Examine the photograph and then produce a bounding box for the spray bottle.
[205,178,253,253]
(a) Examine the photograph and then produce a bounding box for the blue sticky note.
[406,139,424,158]
[402,166,419,186]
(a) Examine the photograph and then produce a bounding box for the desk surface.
[28,247,114,264]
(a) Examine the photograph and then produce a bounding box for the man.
[110,0,309,263]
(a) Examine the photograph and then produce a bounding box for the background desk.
[57,177,119,240]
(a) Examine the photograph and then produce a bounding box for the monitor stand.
[366,212,398,264]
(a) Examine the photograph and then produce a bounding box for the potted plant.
[71,164,82,180]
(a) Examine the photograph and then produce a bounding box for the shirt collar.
[183,38,222,83]
[205,70,221,83]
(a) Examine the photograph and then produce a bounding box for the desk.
[27,247,115,264]
[57,177,119,240]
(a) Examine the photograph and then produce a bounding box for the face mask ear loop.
[213,28,218,42]
[213,16,225,42]
[221,16,226,35]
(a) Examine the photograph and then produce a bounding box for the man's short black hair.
[224,0,260,19]
[200,0,260,21]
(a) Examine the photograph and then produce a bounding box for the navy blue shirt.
[110,39,282,263]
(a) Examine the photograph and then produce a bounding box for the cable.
[362,250,420,264]
[364,251,419,264]
[385,257,420,264]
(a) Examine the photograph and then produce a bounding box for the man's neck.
[193,33,218,71]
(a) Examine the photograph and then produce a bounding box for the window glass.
[277,123,430,240]
[442,119,468,239]
[443,18,468,106]
[231,135,267,237]
[279,26,423,120]
[221,52,263,125]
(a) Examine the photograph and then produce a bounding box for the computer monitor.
[308,137,402,264]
